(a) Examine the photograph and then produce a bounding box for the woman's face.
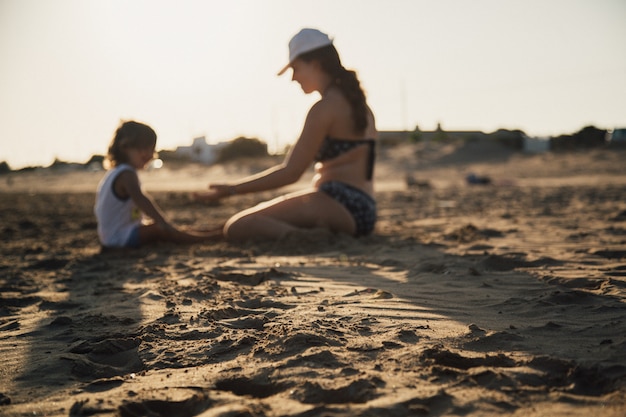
[290,58,320,94]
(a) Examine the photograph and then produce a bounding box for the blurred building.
[175,136,228,164]
[607,128,626,143]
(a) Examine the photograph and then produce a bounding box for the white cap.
[277,28,333,76]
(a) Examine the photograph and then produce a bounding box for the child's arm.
[115,170,172,229]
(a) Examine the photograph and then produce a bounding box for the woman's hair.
[298,44,368,134]
[105,120,156,168]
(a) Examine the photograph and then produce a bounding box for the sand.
[1,140,625,416]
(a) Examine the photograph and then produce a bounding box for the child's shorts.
[125,226,140,248]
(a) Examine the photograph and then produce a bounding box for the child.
[94,120,217,248]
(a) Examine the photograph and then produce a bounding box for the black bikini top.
[315,136,376,180]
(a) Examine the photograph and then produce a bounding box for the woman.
[197,28,378,242]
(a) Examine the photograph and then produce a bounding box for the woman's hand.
[191,184,234,203]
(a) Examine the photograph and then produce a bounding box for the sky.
[1,0,625,169]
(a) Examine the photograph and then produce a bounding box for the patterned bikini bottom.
[319,181,377,236]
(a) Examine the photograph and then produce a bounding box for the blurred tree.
[550,126,607,151]
[217,137,269,163]
[0,161,11,174]
[489,129,525,150]
[410,125,422,143]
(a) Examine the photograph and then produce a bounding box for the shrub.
[489,129,525,150]
[550,126,607,151]
[217,137,269,163]
[85,154,105,166]
[0,161,10,174]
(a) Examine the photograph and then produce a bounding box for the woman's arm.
[206,100,333,199]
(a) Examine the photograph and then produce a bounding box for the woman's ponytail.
[299,45,368,134]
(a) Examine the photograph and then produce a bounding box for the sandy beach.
[1,139,625,416]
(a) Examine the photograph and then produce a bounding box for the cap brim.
[277,62,291,76]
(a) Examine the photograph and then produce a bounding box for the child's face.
[127,146,155,169]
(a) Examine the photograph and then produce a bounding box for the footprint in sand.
[26,257,69,270]
[221,315,267,330]
[115,394,213,417]
[281,350,346,369]
[214,375,286,399]
[63,337,143,380]
[343,288,394,299]
[592,249,626,259]
[481,253,563,271]
[420,348,516,370]
[0,319,19,331]
[210,267,294,286]
[603,264,626,277]
[292,379,380,404]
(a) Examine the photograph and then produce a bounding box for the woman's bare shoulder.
[311,89,351,120]
[306,95,337,123]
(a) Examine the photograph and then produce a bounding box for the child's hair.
[105,120,157,169]
[298,44,368,134]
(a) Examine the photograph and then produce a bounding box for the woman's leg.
[224,189,356,242]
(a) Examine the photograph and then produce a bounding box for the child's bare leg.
[170,227,224,244]
[139,224,223,245]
